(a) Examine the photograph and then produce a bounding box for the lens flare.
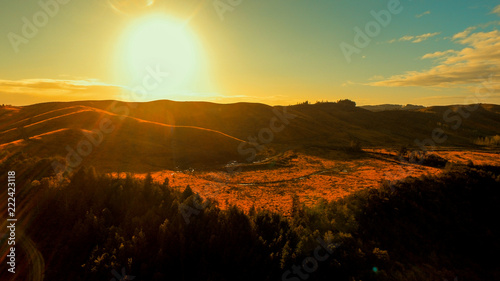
[108,0,155,15]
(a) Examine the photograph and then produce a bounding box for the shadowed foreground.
[1,160,499,281]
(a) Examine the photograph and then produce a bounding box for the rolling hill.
[0,100,499,173]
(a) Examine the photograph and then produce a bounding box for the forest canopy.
[1,156,499,281]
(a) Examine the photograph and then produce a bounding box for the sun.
[115,14,204,101]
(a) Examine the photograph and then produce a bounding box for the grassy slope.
[0,101,499,172]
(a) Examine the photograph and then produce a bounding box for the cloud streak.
[415,11,430,18]
[388,32,440,43]
[0,79,123,105]
[0,78,121,95]
[492,5,500,16]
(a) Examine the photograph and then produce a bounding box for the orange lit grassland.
[121,149,500,216]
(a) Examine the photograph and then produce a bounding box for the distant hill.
[360,104,426,112]
[0,100,499,172]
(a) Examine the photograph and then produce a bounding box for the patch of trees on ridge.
[295,99,357,108]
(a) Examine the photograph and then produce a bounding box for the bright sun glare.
[116,14,202,101]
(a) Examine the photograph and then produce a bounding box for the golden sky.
[1,0,500,106]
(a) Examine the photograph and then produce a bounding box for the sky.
[0,0,499,106]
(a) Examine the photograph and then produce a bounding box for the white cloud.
[421,50,458,60]
[368,75,385,81]
[415,11,431,18]
[492,5,500,16]
[388,32,441,43]
[370,29,500,92]
[341,80,355,87]
[452,27,477,40]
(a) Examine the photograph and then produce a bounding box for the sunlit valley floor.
[127,149,500,215]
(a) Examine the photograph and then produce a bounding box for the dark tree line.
[1,153,499,281]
